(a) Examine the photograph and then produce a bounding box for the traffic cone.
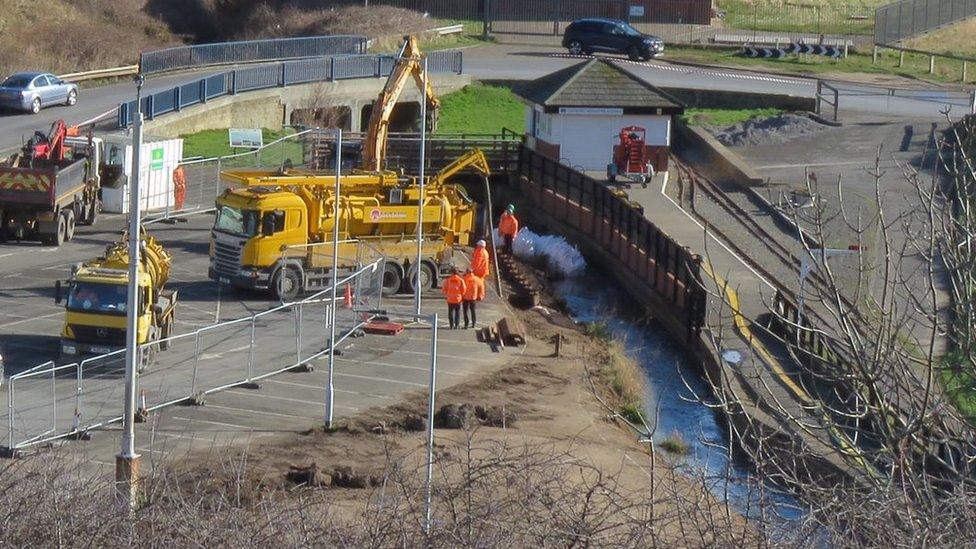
[344,283,353,309]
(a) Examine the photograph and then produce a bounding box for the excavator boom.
[430,148,491,186]
[361,35,439,173]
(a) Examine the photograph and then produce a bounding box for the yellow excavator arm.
[429,148,491,186]
[361,35,440,173]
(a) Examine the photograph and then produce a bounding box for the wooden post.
[872,44,878,64]
[929,54,935,74]
[898,50,904,67]
[963,61,968,83]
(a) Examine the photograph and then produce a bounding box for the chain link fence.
[1,249,385,453]
[875,0,976,43]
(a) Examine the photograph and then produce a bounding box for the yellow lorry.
[55,230,177,359]
[210,149,489,300]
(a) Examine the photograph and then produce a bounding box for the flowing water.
[512,229,803,526]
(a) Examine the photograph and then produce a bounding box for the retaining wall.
[660,86,817,112]
[673,123,765,187]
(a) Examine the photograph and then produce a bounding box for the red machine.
[610,126,654,186]
[18,119,79,166]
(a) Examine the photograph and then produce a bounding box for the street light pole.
[414,55,428,316]
[117,74,145,508]
[424,311,439,533]
[325,129,342,429]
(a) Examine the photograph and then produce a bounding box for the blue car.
[0,72,78,114]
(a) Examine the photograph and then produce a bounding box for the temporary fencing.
[1,245,385,452]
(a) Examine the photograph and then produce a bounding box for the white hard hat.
[476,239,486,247]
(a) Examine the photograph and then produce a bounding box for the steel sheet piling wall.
[517,147,705,339]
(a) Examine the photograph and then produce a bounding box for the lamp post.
[414,55,429,316]
[325,129,342,429]
[117,73,145,508]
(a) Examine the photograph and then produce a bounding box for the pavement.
[0,212,523,467]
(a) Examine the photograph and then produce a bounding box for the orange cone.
[344,283,353,309]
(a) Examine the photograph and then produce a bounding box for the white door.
[557,116,614,171]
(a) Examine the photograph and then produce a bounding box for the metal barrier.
[139,35,367,75]
[1,249,385,452]
[117,50,464,128]
[875,0,976,44]
[816,81,841,122]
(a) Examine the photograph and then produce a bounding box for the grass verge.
[680,108,784,127]
[180,128,300,160]
[715,0,881,36]
[658,432,691,455]
[599,340,647,425]
[941,353,976,424]
[436,84,524,135]
[665,45,974,85]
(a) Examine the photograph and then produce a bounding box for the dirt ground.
[162,259,754,544]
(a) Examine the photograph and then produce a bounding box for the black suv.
[562,18,664,61]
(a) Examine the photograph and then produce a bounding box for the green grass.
[180,128,302,160]
[658,432,691,455]
[620,403,644,425]
[436,84,524,135]
[665,45,974,85]
[584,321,613,343]
[941,349,976,424]
[680,108,784,127]
[715,0,880,36]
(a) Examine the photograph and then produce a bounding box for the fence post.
[7,378,13,452]
[281,63,287,86]
[330,57,336,81]
[482,0,491,40]
[930,54,936,74]
[174,86,182,112]
[297,301,303,366]
[75,361,83,433]
[190,331,201,398]
[873,45,879,64]
[899,49,905,67]
[230,71,237,95]
[146,95,155,120]
[247,315,256,384]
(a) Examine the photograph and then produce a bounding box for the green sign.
[150,148,164,170]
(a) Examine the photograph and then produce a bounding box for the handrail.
[58,65,139,83]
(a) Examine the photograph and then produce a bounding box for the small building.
[516,58,684,173]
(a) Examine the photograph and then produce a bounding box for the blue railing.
[118,50,464,127]
[139,35,368,75]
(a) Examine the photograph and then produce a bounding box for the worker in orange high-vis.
[461,267,485,329]
[471,239,490,279]
[498,204,519,255]
[441,266,466,329]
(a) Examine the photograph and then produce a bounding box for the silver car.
[0,72,78,114]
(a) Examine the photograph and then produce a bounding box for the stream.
[551,268,806,528]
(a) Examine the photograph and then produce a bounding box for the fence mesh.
[1,253,385,451]
[875,0,976,43]
[140,35,367,75]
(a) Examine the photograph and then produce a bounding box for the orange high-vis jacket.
[498,212,519,237]
[471,246,490,278]
[462,272,485,302]
[441,274,466,305]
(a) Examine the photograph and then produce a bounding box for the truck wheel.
[381,263,402,297]
[405,262,435,294]
[52,214,66,247]
[63,209,75,241]
[272,268,301,302]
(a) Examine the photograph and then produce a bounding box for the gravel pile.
[713,114,828,147]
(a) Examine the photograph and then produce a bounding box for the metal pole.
[247,316,256,384]
[424,312,439,534]
[117,74,145,508]
[7,379,13,452]
[325,129,342,428]
[414,56,429,316]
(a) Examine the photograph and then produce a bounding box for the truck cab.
[56,267,152,357]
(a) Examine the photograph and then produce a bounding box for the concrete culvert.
[712,114,828,147]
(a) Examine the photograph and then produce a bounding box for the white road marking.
[0,311,63,328]
[335,371,425,387]
[225,389,360,410]
[170,416,255,430]
[198,344,251,360]
[205,403,318,421]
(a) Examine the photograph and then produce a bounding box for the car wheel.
[627,46,642,61]
[567,40,584,56]
[30,97,41,114]
[66,89,77,106]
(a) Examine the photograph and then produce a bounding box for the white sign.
[558,107,624,115]
[228,128,264,149]
[629,5,645,17]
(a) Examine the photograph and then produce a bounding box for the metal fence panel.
[234,65,281,92]
[333,54,381,79]
[284,58,333,85]
[180,81,203,108]
[140,35,368,75]
[875,0,976,44]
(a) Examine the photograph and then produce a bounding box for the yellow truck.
[210,149,489,300]
[55,230,177,359]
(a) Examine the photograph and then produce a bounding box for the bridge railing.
[1,250,385,453]
[118,50,464,128]
[139,35,368,75]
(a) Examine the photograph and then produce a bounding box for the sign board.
[558,107,624,115]
[228,128,264,149]
[629,5,645,17]
[150,148,164,170]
